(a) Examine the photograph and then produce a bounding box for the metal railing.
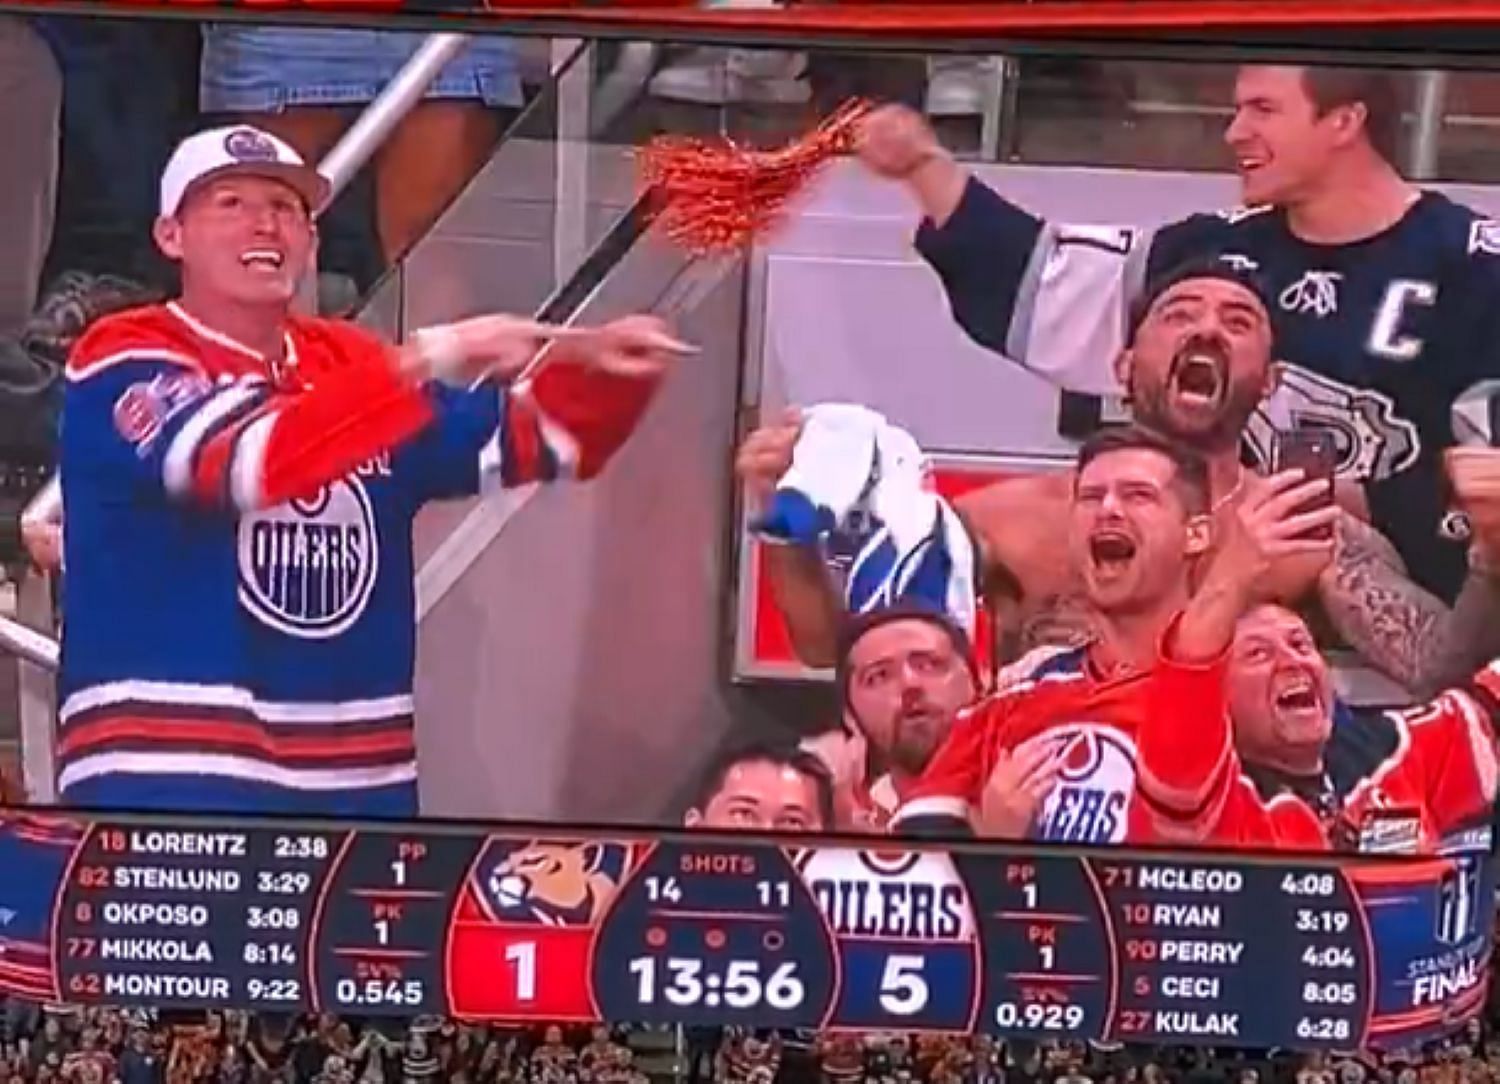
[0,609,56,671]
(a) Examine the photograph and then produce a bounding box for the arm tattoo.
[1415,564,1500,698]
[1317,514,1449,695]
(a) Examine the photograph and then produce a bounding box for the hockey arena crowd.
[3,1002,1500,1084]
[8,11,1500,1084]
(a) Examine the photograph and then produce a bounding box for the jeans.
[30,17,201,289]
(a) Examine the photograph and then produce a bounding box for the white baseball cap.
[158,125,331,217]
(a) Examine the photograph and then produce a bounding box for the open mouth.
[1234,148,1271,178]
[1168,339,1229,410]
[1088,530,1137,574]
[240,249,286,273]
[1272,675,1321,714]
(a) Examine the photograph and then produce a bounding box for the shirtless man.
[742,262,1288,660]
[738,259,1478,697]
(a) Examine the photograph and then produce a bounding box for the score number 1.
[503,942,537,1002]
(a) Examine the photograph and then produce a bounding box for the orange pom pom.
[637,99,871,255]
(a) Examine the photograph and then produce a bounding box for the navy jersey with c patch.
[918,180,1500,599]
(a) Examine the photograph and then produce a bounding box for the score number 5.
[879,955,929,1016]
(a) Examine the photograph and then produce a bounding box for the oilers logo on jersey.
[793,848,976,942]
[1028,726,1137,845]
[475,840,629,927]
[237,472,380,640]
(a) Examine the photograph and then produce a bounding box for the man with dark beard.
[857,71,1500,604]
[739,258,1477,697]
[744,261,1282,662]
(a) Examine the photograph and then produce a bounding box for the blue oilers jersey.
[58,304,500,817]
[59,304,663,817]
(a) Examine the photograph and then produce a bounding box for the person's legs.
[0,18,60,335]
[37,17,199,290]
[241,105,352,164]
[373,100,504,263]
[201,26,524,287]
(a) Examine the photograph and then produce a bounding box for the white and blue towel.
[752,403,978,638]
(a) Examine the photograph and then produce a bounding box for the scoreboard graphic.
[0,808,1491,1053]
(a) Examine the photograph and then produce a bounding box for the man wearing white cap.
[54,124,688,816]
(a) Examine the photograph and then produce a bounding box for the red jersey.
[891,628,1229,845]
[1157,660,1500,854]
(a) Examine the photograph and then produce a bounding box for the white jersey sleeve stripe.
[1005,222,1155,397]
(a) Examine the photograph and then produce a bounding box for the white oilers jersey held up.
[917,180,1500,599]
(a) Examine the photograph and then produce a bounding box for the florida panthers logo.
[1025,725,1137,845]
[236,477,378,639]
[478,841,627,927]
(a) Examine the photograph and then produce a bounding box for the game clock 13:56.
[590,841,836,1028]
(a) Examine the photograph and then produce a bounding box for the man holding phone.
[741,258,1485,699]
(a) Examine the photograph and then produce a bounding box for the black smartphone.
[1274,428,1338,540]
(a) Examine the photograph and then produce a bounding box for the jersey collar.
[167,301,299,377]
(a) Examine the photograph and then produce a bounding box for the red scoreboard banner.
[17,0,1500,36]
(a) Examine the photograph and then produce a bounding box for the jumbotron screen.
[1,0,1498,1059]
[0,810,1491,1052]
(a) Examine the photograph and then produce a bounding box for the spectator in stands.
[737,260,1500,703]
[800,606,976,830]
[55,124,688,815]
[27,1018,69,1075]
[199,26,524,266]
[682,742,834,832]
[1132,444,1500,852]
[118,1028,163,1084]
[0,17,59,339]
[890,427,1336,843]
[855,72,1500,606]
[1146,598,1500,852]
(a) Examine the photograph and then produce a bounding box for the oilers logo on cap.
[236,478,379,639]
[223,127,282,164]
[1028,725,1137,845]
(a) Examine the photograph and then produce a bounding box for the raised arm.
[735,409,845,668]
[736,405,993,670]
[856,104,1224,397]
